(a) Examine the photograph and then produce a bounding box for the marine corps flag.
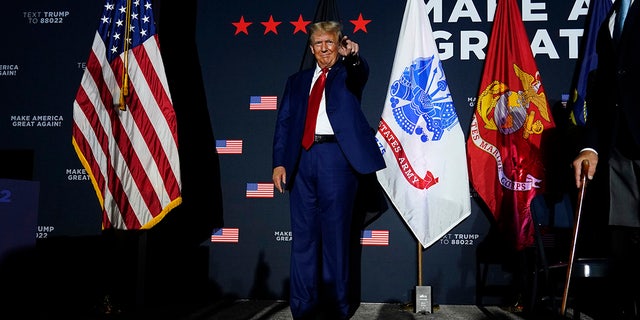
[466,0,555,251]
[376,0,471,249]
[72,0,182,230]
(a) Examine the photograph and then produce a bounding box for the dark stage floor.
[25,296,606,320]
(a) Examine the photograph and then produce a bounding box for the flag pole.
[118,0,132,111]
[418,243,423,286]
[136,230,147,309]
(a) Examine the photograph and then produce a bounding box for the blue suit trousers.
[288,142,359,320]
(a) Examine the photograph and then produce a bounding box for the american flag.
[216,139,243,154]
[360,230,389,246]
[249,95,277,110]
[245,182,274,198]
[72,0,181,230]
[210,228,239,243]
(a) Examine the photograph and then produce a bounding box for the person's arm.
[272,76,293,193]
[338,36,368,94]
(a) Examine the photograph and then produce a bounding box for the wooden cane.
[560,159,589,316]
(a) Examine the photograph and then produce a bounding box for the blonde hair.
[308,21,343,44]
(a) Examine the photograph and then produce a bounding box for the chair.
[476,187,610,318]
[528,194,572,315]
[475,224,535,310]
[476,227,513,307]
[475,196,563,311]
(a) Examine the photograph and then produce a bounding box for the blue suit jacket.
[272,56,386,189]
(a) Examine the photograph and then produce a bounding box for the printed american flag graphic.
[216,139,243,154]
[210,228,239,243]
[245,182,274,198]
[72,0,181,230]
[249,95,277,110]
[360,230,389,246]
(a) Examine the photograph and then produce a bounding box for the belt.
[314,134,337,144]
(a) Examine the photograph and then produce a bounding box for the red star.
[261,15,282,35]
[290,14,311,34]
[350,13,371,33]
[232,16,252,35]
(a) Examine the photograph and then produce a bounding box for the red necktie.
[302,67,328,150]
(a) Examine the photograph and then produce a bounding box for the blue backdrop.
[0,0,588,308]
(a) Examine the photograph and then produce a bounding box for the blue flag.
[569,0,612,126]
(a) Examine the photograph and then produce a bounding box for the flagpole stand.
[415,243,432,314]
[136,231,147,309]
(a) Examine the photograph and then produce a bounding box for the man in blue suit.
[573,0,639,318]
[272,21,385,320]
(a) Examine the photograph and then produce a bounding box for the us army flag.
[375,0,471,249]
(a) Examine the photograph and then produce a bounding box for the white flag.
[375,0,471,248]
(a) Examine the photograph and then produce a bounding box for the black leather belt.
[314,134,336,143]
